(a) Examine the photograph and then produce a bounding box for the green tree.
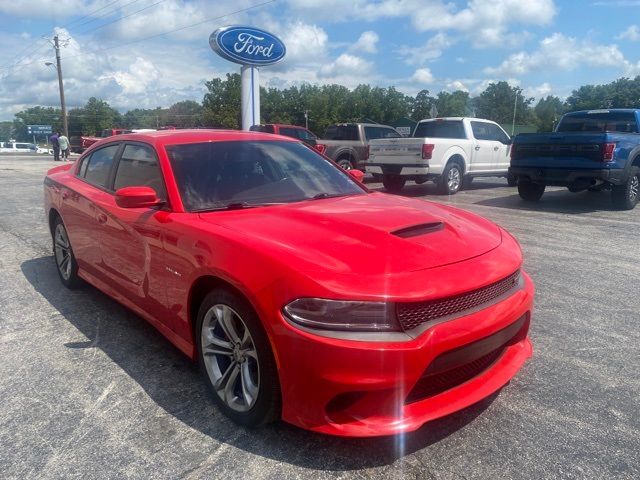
[166,101,202,128]
[67,98,122,136]
[436,90,470,117]
[474,82,533,124]
[202,73,241,128]
[411,89,437,121]
[534,96,565,132]
[12,106,62,141]
[0,121,13,141]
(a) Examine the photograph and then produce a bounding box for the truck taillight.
[602,142,616,162]
[315,144,327,155]
[422,144,435,160]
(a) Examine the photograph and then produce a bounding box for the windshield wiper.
[311,192,346,200]
[194,202,284,212]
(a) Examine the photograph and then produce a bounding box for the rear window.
[413,120,466,139]
[557,111,639,133]
[249,125,275,134]
[324,125,359,141]
[364,126,402,140]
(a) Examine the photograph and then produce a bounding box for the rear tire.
[507,172,518,187]
[196,289,281,427]
[438,161,463,195]
[382,175,406,193]
[52,216,82,289]
[337,157,354,170]
[611,169,639,210]
[518,182,545,202]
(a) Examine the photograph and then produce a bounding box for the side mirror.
[115,186,162,209]
[348,169,365,182]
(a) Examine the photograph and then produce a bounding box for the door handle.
[494,146,499,151]
[97,213,108,224]
[475,146,480,151]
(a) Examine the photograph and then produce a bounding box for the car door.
[62,143,122,281]
[469,121,497,172]
[486,123,512,172]
[95,142,172,324]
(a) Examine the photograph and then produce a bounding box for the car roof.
[92,129,299,147]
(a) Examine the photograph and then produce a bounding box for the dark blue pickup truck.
[510,109,640,210]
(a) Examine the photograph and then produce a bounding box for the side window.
[364,127,382,140]
[298,129,316,141]
[114,144,166,200]
[471,122,491,141]
[78,155,90,178]
[324,126,338,139]
[83,144,120,188]
[488,124,511,144]
[278,127,299,139]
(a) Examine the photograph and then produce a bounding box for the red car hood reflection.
[198,192,502,275]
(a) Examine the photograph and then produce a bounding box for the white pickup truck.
[367,117,516,194]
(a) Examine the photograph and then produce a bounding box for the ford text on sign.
[209,26,286,66]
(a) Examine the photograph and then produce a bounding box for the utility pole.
[53,35,68,138]
[304,110,309,129]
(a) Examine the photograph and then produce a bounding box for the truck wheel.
[507,172,518,187]
[337,158,354,170]
[518,182,545,202]
[611,169,639,210]
[438,162,463,195]
[382,175,406,193]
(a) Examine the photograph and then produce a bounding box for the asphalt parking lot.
[1,154,638,479]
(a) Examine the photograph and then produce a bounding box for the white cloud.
[484,33,627,76]
[616,25,640,41]
[525,82,553,99]
[398,33,453,66]
[350,31,379,54]
[446,80,468,92]
[319,53,372,78]
[410,68,435,84]
[277,22,329,64]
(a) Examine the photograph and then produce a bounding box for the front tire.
[438,161,463,195]
[611,169,639,210]
[52,216,82,289]
[382,175,406,193]
[518,182,545,202]
[197,289,280,427]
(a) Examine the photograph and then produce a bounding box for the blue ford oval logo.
[210,26,286,66]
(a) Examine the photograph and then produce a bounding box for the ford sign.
[209,26,286,66]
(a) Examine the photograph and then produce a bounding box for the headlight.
[283,298,400,332]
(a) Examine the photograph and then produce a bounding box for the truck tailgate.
[369,138,424,164]
[511,133,611,169]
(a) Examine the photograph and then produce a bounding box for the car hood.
[198,192,502,275]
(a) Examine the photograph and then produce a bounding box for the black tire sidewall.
[518,182,545,201]
[382,175,406,192]
[52,216,81,289]
[612,168,639,210]
[196,289,280,427]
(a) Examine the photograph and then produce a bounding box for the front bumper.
[273,271,534,437]
[510,166,627,186]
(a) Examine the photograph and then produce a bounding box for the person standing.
[50,132,60,161]
[58,133,70,160]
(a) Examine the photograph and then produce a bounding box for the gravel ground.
[1,154,638,479]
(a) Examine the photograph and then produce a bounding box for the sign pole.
[241,65,260,131]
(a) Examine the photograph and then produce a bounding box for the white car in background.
[0,142,38,153]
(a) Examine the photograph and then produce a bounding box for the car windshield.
[556,112,639,133]
[166,140,365,212]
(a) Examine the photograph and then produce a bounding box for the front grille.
[404,346,505,404]
[396,270,521,331]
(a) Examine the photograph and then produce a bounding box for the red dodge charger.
[44,129,534,437]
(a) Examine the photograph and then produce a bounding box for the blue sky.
[1,0,639,120]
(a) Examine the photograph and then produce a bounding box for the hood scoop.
[392,222,445,238]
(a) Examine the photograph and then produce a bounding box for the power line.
[0,0,277,73]
[64,0,123,28]
[74,0,168,35]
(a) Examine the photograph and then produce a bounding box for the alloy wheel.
[54,224,72,281]
[338,159,353,170]
[448,166,461,192]
[629,175,639,201]
[201,304,260,412]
